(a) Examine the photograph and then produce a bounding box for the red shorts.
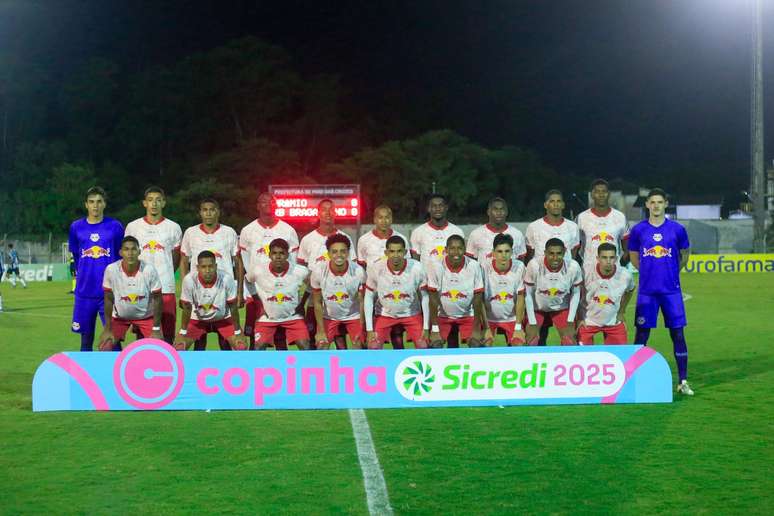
[577,322,628,345]
[255,318,309,346]
[161,293,177,342]
[534,309,571,329]
[324,318,364,345]
[111,316,155,340]
[489,321,518,342]
[186,318,236,341]
[372,315,426,349]
[438,316,475,340]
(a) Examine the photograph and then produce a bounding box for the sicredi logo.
[394,352,626,401]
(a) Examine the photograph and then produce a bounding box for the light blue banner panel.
[33,339,672,411]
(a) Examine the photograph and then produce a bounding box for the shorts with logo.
[186,318,235,341]
[71,296,105,335]
[324,318,365,345]
[111,316,155,340]
[635,292,686,329]
[255,318,309,346]
[577,322,628,345]
[438,316,475,340]
[534,309,571,329]
[373,315,426,349]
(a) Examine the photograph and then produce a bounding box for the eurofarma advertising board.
[33,340,672,411]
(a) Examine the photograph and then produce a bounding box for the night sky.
[3,0,773,179]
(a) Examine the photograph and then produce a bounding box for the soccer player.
[69,186,124,351]
[628,188,693,395]
[427,234,487,347]
[576,179,630,274]
[364,235,429,349]
[245,238,311,350]
[525,190,580,264]
[466,197,527,264]
[311,234,366,349]
[124,186,182,343]
[5,244,27,288]
[482,233,527,345]
[356,204,408,349]
[68,255,76,294]
[524,238,583,345]
[98,236,162,351]
[238,192,299,344]
[577,243,635,345]
[175,251,247,351]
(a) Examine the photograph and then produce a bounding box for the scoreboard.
[268,184,360,221]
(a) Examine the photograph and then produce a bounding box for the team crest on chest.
[90,233,100,242]
[653,233,663,242]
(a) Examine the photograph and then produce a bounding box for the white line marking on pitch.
[349,409,393,516]
[683,293,692,301]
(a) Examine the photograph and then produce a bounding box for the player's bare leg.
[525,324,540,346]
[558,326,577,345]
[294,339,312,351]
[194,335,207,351]
[333,335,347,349]
[390,326,404,349]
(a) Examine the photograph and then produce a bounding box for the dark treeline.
[0,36,747,236]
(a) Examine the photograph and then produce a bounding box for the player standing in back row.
[466,197,527,264]
[124,186,182,343]
[628,188,693,395]
[525,190,580,264]
[576,179,629,274]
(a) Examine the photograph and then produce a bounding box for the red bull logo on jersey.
[642,246,672,259]
[199,303,219,312]
[592,295,616,306]
[208,249,224,258]
[256,244,271,256]
[429,245,446,257]
[119,294,146,304]
[441,289,469,302]
[383,290,411,302]
[326,292,351,303]
[315,251,330,263]
[490,291,514,304]
[81,246,111,259]
[538,288,564,297]
[591,232,615,243]
[266,293,294,304]
[142,240,166,253]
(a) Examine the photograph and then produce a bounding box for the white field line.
[349,409,393,516]
[683,293,692,301]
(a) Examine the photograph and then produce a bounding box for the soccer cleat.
[677,380,694,396]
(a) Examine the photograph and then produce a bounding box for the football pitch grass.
[1,274,772,514]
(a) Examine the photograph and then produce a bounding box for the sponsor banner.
[685,254,774,273]
[12,264,69,282]
[32,340,672,412]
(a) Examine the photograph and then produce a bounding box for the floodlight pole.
[750,0,765,252]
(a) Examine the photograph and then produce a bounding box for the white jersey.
[124,217,182,294]
[246,262,309,323]
[239,219,299,296]
[310,261,365,321]
[466,224,527,263]
[180,271,237,322]
[103,261,162,320]
[409,221,465,269]
[483,259,526,323]
[524,258,583,313]
[366,259,426,319]
[583,265,635,327]
[427,257,484,319]
[297,229,356,268]
[576,208,630,274]
[357,229,408,269]
[181,224,239,277]
[525,217,580,263]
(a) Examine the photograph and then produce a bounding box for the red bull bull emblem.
[383,290,411,302]
[538,288,564,297]
[592,295,616,306]
[256,244,270,256]
[209,249,224,258]
[315,251,330,263]
[642,246,672,259]
[489,291,514,304]
[119,294,146,304]
[266,293,293,304]
[326,292,351,303]
[200,303,219,312]
[441,289,468,301]
[591,231,615,243]
[429,245,445,257]
[81,246,111,259]
[142,240,166,253]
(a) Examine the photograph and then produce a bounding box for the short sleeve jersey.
[310,261,365,321]
[125,217,182,294]
[628,219,690,295]
[409,221,465,269]
[102,261,162,320]
[483,259,526,323]
[246,262,309,323]
[180,271,237,321]
[524,258,583,313]
[426,257,484,319]
[365,259,426,319]
[239,219,299,295]
[466,224,528,263]
[181,224,239,277]
[69,217,124,298]
[357,229,408,269]
[525,217,580,263]
[583,265,636,327]
[576,208,630,274]
[9,249,19,268]
[297,229,356,268]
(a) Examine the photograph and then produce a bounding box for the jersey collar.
[492,258,512,275]
[543,257,563,273]
[486,223,508,233]
[121,261,140,277]
[329,261,349,276]
[143,216,166,225]
[542,216,565,227]
[371,228,393,239]
[596,263,616,279]
[445,256,465,273]
[199,223,221,234]
[258,219,279,229]
[197,271,218,288]
[428,220,448,231]
[591,208,612,217]
[269,262,289,277]
[387,259,407,275]
[316,227,338,237]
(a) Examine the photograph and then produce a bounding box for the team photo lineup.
[67,179,694,396]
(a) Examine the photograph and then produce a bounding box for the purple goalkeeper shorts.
[635,292,686,329]
[71,296,105,335]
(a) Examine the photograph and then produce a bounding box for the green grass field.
[1,274,772,514]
